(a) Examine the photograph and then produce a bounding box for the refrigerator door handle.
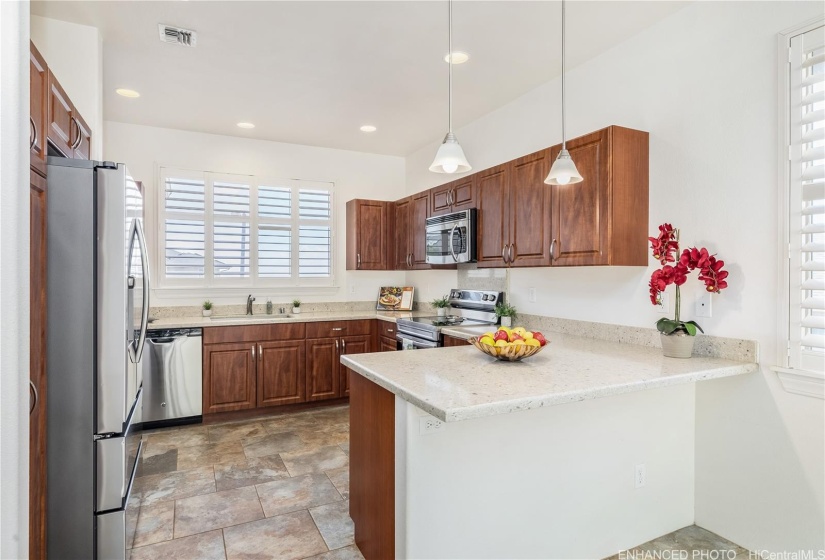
[128,219,151,364]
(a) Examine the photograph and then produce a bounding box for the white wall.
[104,121,407,306]
[0,1,30,557]
[31,15,103,159]
[405,1,824,552]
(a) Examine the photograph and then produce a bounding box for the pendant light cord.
[448,0,453,134]
[561,0,566,150]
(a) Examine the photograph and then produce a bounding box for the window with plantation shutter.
[786,24,825,377]
[158,168,334,288]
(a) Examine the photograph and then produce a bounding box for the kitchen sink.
[210,313,292,321]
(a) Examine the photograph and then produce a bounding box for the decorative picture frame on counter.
[377,286,414,311]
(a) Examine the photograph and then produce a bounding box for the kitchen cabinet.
[379,337,397,352]
[431,176,475,216]
[71,112,92,160]
[548,126,649,266]
[375,321,397,352]
[30,43,48,174]
[306,320,371,400]
[339,335,370,397]
[258,340,306,406]
[203,342,257,413]
[475,164,510,266]
[443,334,471,347]
[45,67,93,160]
[346,199,390,270]
[393,192,430,270]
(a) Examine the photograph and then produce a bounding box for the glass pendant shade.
[544,149,583,185]
[429,132,472,174]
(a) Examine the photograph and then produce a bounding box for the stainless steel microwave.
[425,209,477,264]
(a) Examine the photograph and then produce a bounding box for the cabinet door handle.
[341,339,346,353]
[258,344,262,358]
[71,118,82,149]
[29,380,38,415]
[502,245,508,263]
[509,244,516,263]
[550,238,557,261]
[30,117,37,150]
[335,339,339,351]
[251,345,256,361]
[356,253,361,269]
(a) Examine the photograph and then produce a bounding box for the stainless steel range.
[395,289,502,349]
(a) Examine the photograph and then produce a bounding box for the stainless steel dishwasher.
[142,328,203,427]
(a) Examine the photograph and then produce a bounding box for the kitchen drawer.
[376,322,397,339]
[305,320,371,339]
[203,323,306,344]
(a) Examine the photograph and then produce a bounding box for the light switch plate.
[528,287,537,303]
[695,293,712,318]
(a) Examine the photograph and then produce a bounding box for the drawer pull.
[331,327,345,331]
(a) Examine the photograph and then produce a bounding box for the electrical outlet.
[635,464,646,488]
[695,293,712,318]
[419,416,445,435]
[655,292,670,313]
[528,287,537,303]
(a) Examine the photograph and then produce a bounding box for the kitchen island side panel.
[400,383,696,560]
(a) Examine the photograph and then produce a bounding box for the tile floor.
[129,405,361,560]
[606,525,750,559]
[131,405,747,560]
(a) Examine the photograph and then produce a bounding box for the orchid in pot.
[648,223,729,358]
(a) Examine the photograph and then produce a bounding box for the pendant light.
[545,0,582,185]
[429,0,472,174]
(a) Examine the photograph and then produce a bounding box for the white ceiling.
[31,1,688,156]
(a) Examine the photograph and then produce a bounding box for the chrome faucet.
[246,294,256,315]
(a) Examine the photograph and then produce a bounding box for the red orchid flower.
[679,247,712,271]
[649,223,679,264]
[698,256,728,293]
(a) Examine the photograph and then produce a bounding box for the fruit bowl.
[468,335,545,362]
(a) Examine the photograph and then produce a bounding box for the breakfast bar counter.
[340,333,758,560]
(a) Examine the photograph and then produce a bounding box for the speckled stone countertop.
[147,310,432,329]
[340,332,759,422]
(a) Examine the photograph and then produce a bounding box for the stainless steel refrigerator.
[46,157,149,559]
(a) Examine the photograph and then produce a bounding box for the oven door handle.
[395,333,439,349]
[448,224,459,262]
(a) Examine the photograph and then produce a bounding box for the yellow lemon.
[512,327,527,336]
[483,332,495,340]
[523,331,534,339]
[513,339,526,346]
[525,338,541,347]
[479,336,495,346]
[495,339,508,347]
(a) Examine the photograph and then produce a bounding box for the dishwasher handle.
[148,337,176,344]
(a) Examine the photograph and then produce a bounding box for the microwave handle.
[448,224,459,262]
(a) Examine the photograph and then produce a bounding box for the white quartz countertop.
[340,332,759,422]
[148,310,429,329]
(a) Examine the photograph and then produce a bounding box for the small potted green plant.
[431,295,451,317]
[202,300,213,317]
[292,299,302,314]
[495,302,517,327]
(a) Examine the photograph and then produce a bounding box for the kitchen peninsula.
[341,333,758,560]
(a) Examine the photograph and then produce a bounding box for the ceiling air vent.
[158,24,197,47]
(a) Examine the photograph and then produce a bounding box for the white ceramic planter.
[660,332,696,358]
[437,308,447,317]
[500,316,512,328]
[202,309,212,317]
[292,307,301,314]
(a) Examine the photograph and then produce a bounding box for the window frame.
[775,18,825,398]
[155,166,336,291]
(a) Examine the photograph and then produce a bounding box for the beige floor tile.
[144,426,209,449]
[308,406,350,424]
[604,525,750,560]
[176,441,247,470]
[215,455,290,491]
[305,545,364,560]
[309,500,354,550]
[297,424,349,448]
[223,510,327,560]
[129,529,226,560]
[324,466,349,499]
[338,442,350,455]
[281,445,349,477]
[262,413,322,434]
[207,422,268,444]
[256,473,342,517]
[174,486,264,538]
[132,501,174,548]
[135,466,216,506]
[242,432,305,458]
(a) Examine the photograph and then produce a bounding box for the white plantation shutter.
[158,169,333,287]
[789,26,825,372]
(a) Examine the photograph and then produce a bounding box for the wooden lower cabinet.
[306,338,340,401]
[258,340,306,406]
[443,334,470,347]
[203,342,257,414]
[339,335,370,397]
[379,336,397,352]
[349,372,395,560]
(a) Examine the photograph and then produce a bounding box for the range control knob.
[489,295,496,301]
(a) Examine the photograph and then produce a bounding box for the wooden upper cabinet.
[410,191,430,269]
[393,197,411,269]
[507,149,553,267]
[431,177,475,216]
[30,43,48,173]
[47,71,73,157]
[71,113,92,161]
[548,126,648,266]
[203,342,257,414]
[257,340,306,407]
[475,165,510,267]
[346,199,389,270]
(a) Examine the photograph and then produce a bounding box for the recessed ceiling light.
[359,125,377,133]
[443,52,469,64]
[236,122,255,129]
[115,88,140,98]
